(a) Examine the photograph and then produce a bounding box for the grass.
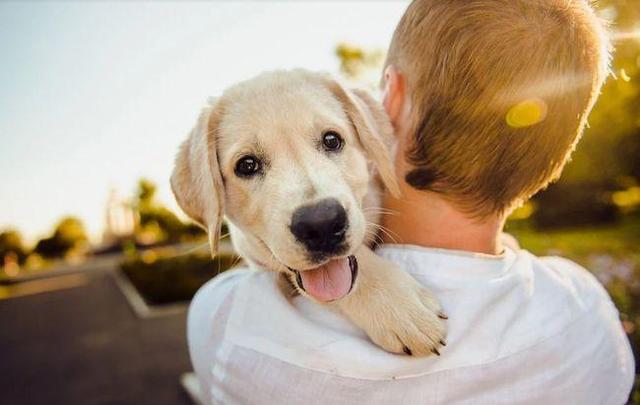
[507,215,640,259]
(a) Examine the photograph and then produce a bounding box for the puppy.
[171,69,446,356]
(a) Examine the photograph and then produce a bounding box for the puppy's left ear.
[170,99,226,257]
[326,79,400,197]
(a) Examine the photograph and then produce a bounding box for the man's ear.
[325,78,401,197]
[381,65,406,128]
[170,99,225,257]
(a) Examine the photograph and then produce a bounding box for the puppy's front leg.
[333,246,447,356]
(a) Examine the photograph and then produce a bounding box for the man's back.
[188,245,634,404]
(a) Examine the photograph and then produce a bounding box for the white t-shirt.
[187,244,635,404]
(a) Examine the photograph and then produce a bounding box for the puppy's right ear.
[170,99,225,257]
[323,77,401,198]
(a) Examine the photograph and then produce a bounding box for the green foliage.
[33,216,88,259]
[55,217,88,244]
[335,43,385,85]
[0,229,26,264]
[134,178,205,244]
[120,251,239,305]
[532,182,619,228]
[137,178,157,207]
[507,214,640,259]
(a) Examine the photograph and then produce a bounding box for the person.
[187,0,635,403]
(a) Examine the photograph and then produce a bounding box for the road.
[0,265,194,404]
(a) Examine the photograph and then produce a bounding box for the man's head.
[382,0,610,217]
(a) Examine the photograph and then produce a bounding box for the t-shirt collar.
[375,243,517,280]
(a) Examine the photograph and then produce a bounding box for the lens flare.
[613,31,640,41]
[620,68,631,82]
[506,98,548,129]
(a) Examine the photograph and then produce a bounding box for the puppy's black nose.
[290,198,347,253]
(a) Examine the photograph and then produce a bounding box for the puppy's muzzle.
[289,198,348,255]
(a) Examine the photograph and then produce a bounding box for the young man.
[188,0,635,403]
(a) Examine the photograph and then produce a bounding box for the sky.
[0,1,408,244]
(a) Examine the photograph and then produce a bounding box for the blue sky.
[0,1,407,243]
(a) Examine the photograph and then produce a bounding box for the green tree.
[34,217,88,259]
[335,43,385,86]
[134,178,204,244]
[0,229,27,264]
[137,178,157,209]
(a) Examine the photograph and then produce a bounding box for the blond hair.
[386,0,610,215]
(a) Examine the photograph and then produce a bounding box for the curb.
[111,270,189,319]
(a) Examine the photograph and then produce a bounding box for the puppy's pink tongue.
[299,257,352,302]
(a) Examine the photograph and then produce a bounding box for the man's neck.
[380,187,505,255]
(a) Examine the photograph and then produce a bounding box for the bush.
[120,251,239,305]
[532,182,619,229]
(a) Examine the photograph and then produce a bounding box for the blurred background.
[0,1,638,404]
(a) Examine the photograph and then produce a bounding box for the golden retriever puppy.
[171,69,446,356]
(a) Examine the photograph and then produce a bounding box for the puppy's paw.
[365,285,447,357]
[337,249,447,356]
[332,247,447,357]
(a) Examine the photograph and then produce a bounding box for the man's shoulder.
[525,252,632,366]
[193,266,256,300]
[189,266,261,322]
[187,267,266,374]
[503,232,610,304]
[533,253,613,309]
[531,253,635,400]
[187,250,634,397]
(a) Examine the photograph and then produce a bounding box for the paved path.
[0,269,193,405]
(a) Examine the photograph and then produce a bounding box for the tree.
[137,178,158,209]
[134,178,205,244]
[0,229,27,264]
[335,43,385,86]
[34,217,88,259]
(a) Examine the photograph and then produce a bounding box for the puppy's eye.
[322,131,343,152]
[235,155,262,178]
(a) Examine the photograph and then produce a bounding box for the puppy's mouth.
[289,255,358,302]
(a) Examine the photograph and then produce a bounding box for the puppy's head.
[171,70,398,302]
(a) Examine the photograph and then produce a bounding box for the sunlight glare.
[506,98,548,129]
[613,31,640,41]
[620,68,631,82]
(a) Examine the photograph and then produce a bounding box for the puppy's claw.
[403,346,412,356]
[439,339,447,347]
[438,312,448,320]
[431,348,440,356]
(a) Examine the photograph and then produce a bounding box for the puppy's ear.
[170,99,225,257]
[326,79,400,197]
